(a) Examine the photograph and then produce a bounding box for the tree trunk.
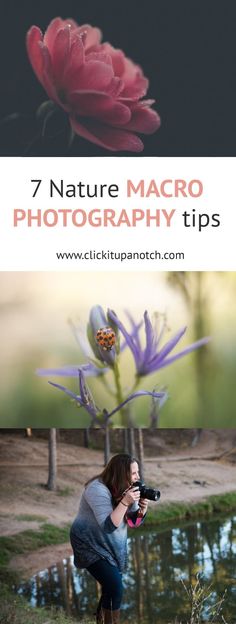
[191,428,203,447]
[122,429,129,453]
[47,428,57,490]
[83,428,90,448]
[149,398,160,428]
[128,428,136,456]
[136,428,144,480]
[104,426,110,465]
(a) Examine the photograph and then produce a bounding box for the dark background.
[1,0,236,156]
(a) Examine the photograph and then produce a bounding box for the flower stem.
[98,374,116,397]
[113,361,130,426]
[129,376,140,395]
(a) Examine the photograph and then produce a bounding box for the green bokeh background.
[0,272,235,427]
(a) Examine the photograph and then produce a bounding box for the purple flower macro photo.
[36,304,210,426]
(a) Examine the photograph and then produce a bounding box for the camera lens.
[132,481,161,502]
[141,486,160,502]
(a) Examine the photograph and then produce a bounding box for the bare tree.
[83,428,90,448]
[122,429,129,453]
[25,428,32,437]
[136,429,144,480]
[47,428,57,490]
[104,426,110,465]
[128,428,136,456]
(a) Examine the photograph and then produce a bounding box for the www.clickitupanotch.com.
[55,250,184,261]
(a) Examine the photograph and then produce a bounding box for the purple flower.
[108,309,210,377]
[49,369,166,425]
[87,305,118,367]
[36,306,143,380]
[36,305,114,379]
[49,369,100,424]
[36,362,105,378]
[36,330,109,377]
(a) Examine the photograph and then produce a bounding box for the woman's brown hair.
[85,454,139,501]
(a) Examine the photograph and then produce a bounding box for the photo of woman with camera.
[70,454,149,624]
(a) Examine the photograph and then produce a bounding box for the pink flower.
[26,17,160,152]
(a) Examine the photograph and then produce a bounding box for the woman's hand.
[121,486,141,507]
[138,498,149,516]
[110,486,140,527]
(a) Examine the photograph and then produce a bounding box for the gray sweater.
[70,478,143,572]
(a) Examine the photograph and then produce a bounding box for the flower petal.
[39,44,64,107]
[108,309,141,365]
[51,25,71,82]
[98,44,126,76]
[106,77,124,98]
[49,381,83,403]
[26,27,63,106]
[48,381,98,420]
[70,118,144,152]
[143,311,156,362]
[78,369,98,413]
[44,17,77,52]
[26,26,44,83]
[78,25,102,50]
[86,51,112,65]
[72,60,114,92]
[63,33,85,88]
[89,305,108,332]
[108,389,167,419]
[154,326,187,364]
[120,59,149,99]
[68,319,98,362]
[36,363,103,377]
[69,92,131,125]
[123,104,161,134]
[152,337,211,370]
[123,311,143,352]
[88,305,116,366]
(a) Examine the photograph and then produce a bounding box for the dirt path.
[0,431,235,578]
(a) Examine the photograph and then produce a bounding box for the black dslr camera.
[132,480,161,502]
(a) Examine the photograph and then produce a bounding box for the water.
[16,515,236,622]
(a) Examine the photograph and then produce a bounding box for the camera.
[132,480,161,502]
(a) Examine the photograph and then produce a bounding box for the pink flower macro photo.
[26,17,161,152]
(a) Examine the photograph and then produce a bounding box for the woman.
[70,454,149,624]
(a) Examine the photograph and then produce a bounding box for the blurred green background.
[0,271,235,427]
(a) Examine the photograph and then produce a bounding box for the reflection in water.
[16,515,236,622]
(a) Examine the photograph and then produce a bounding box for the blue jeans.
[87,559,123,610]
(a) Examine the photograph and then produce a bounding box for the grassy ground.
[147,490,236,525]
[1,492,236,624]
[0,523,70,568]
[0,582,92,624]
